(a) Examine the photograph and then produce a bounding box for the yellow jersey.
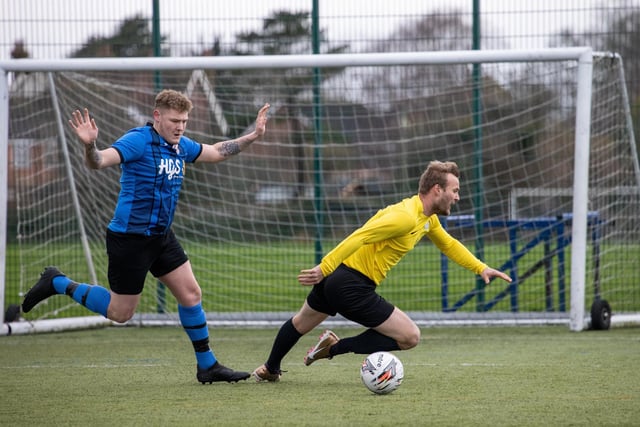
[319,195,488,285]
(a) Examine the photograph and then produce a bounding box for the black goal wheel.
[590,299,611,330]
[4,304,20,323]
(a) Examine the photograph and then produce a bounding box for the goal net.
[2,49,639,334]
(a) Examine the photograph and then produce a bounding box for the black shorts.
[306,264,395,328]
[105,228,188,295]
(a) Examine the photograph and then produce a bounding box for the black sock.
[330,329,400,356]
[265,318,303,373]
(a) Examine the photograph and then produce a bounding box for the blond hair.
[154,89,193,113]
[418,161,460,194]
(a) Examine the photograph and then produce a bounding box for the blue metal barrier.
[440,213,602,312]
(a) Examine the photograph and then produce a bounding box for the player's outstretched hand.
[69,108,99,145]
[479,267,512,285]
[298,265,323,286]
[254,103,270,137]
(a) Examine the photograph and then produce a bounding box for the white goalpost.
[2,48,639,335]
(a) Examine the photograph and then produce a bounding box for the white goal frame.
[0,47,614,332]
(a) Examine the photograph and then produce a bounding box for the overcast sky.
[1,0,637,60]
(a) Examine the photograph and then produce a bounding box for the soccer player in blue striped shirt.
[22,89,270,384]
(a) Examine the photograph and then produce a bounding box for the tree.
[70,14,168,58]
[549,9,640,155]
[11,40,30,59]
[208,10,350,197]
[361,13,564,214]
[598,10,640,151]
[361,12,475,110]
[232,10,335,56]
[218,10,348,106]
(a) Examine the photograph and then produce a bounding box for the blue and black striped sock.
[178,303,216,369]
[53,276,110,317]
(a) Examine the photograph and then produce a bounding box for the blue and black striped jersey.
[107,124,203,236]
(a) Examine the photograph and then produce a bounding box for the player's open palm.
[254,103,270,137]
[69,108,99,145]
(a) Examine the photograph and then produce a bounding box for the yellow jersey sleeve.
[317,195,488,284]
[425,216,488,275]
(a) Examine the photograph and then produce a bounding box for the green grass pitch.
[1,325,639,426]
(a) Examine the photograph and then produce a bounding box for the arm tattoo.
[85,141,102,168]
[217,140,242,158]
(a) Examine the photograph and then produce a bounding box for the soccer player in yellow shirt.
[252,161,512,382]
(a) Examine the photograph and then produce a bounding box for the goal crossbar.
[0,48,594,72]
